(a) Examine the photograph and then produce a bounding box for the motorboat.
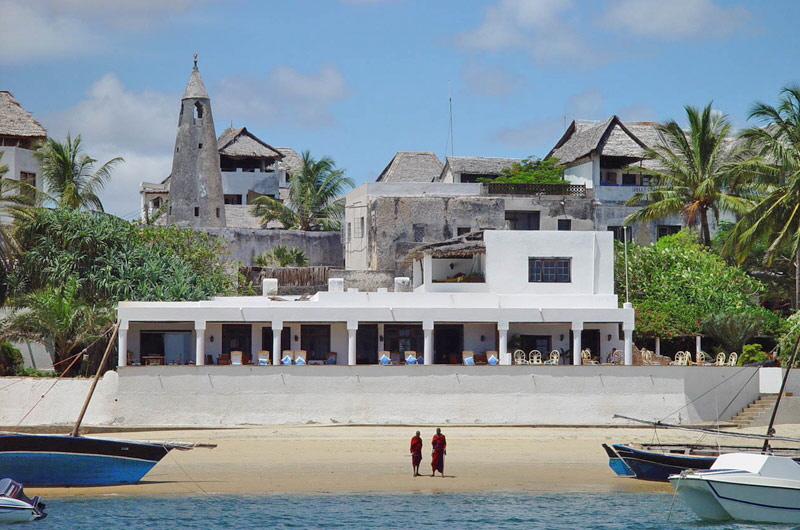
[0,478,46,523]
[669,452,800,524]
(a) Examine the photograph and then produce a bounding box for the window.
[354,217,364,238]
[152,197,162,209]
[198,143,203,149]
[505,211,540,230]
[621,173,638,185]
[346,222,352,242]
[194,207,199,217]
[194,102,203,120]
[224,194,243,205]
[601,171,617,185]
[413,224,425,242]
[657,224,681,239]
[457,226,471,236]
[557,219,571,231]
[529,258,571,283]
[215,207,220,218]
[608,226,632,242]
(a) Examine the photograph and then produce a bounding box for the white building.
[0,91,46,213]
[117,230,634,367]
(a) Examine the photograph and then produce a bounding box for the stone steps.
[729,394,779,426]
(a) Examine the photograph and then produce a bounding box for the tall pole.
[71,322,120,437]
[762,333,800,452]
[623,226,630,304]
[448,83,454,157]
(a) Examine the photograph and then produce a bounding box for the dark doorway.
[384,325,423,356]
[581,329,601,362]
[434,324,463,364]
[261,327,292,353]
[301,325,331,362]
[520,335,551,354]
[357,324,378,364]
[222,324,252,359]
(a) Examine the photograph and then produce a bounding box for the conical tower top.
[183,53,209,100]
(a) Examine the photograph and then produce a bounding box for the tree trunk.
[795,245,800,311]
[699,208,712,246]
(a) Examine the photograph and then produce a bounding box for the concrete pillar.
[572,323,583,365]
[117,324,128,367]
[422,255,433,289]
[195,325,205,365]
[272,322,283,366]
[378,323,385,351]
[347,325,358,366]
[423,324,433,365]
[695,335,702,356]
[498,322,510,365]
[624,328,634,365]
[655,336,661,357]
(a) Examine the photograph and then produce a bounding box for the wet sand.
[29,424,778,498]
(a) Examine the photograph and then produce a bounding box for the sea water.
[33,492,788,529]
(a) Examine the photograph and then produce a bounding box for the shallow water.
[33,492,799,529]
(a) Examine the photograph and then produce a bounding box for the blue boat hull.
[0,434,172,487]
[602,443,635,477]
[612,444,716,482]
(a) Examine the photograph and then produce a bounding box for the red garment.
[410,435,422,467]
[431,433,446,473]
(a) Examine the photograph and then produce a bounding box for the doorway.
[357,324,378,364]
[261,327,292,354]
[434,324,463,364]
[520,335,551,355]
[222,324,252,360]
[301,325,331,362]
[581,329,601,362]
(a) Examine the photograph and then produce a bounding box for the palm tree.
[624,103,752,246]
[725,85,800,308]
[250,151,353,231]
[254,245,309,267]
[0,152,38,303]
[34,134,122,212]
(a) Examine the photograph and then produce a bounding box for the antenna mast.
[448,83,454,156]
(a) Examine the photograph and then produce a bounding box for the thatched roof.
[376,152,443,183]
[0,91,46,138]
[403,231,485,263]
[218,127,284,160]
[274,147,304,175]
[547,116,653,165]
[442,156,519,178]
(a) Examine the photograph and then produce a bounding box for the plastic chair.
[293,350,307,365]
[486,351,499,365]
[257,351,270,365]
[462,351,475,365]
[230,351,243,366]
[727,352,738,366]
[513,349,527,365]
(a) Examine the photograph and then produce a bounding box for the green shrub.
[739,343,770,366]
[0,342,22,376]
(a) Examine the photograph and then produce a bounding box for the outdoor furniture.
[462,351,475,365]
[126,350,141,366]
[581,349,598,365]
[530,351,543,365]
[641,349,659,366]
[544,350,560,365]
[404,351,416,365]
[670,351,689,366]
[379,351,391,365]
[611,349,624,365]
[217,353,231,365]
[486,351,499,365]
[695,351,709,366]
[513,349,527,365]
[281,350,293,365]
[406,353,417,364]
[417,355,424,365]
[293,350,307,365]
[142,355,164,366]
[326,352,337,365]
[714,352,726,366]
[529,350,542,364]
[727,352,738,366]
[257,351,270,365]
[230,351,243,365]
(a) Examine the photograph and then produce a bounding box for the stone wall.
[329,270,396,292]
[206,228,343,267]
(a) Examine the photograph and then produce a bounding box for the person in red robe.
[410,431,423,476]
[431,427,446,477]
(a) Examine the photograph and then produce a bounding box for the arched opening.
[194,102,204,120]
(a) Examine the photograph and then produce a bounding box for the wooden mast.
[70,321,120,438]
[762,333,800,452]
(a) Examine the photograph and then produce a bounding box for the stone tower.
[167,55,226,227]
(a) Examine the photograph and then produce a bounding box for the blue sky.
[2,0,799,218]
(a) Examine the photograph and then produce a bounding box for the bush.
[0,342,22,376]
[739,343,770,366]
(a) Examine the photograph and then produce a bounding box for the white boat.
[0,478,46,523]
[669,452,800,524]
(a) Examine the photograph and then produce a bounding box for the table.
[142,355,165,366]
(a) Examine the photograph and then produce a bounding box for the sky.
[2,0,799,219]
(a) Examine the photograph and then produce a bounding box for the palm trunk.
[699,208,712,246]
[795,245,800,311]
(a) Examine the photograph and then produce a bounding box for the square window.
[557,219,571,231]
[528,258,571,283]
[194,207,199,217]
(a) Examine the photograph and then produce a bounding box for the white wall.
[563,159,594,189]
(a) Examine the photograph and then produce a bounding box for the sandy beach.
[28,424,793,498]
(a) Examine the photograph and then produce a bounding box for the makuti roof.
[547,116,654,165]
[443,156,520,176]
[274,147,304,175]
[0,91,47,138]
[218,127,284,160]
[376,152,443,183]
[404,231,486,263]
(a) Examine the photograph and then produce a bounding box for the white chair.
[513,349,527,365]
[462,351,475,365]
[281,350,293,365]
[293,350,307,365]
[379,351,391,365]
[544,350,560,365]
[714,352,726,366]
[486,351,499,365]
[727,352,738,366]
[230,351,242,366]
[581,349,598,365]
[257,350,270,366]
[530,351,543,365]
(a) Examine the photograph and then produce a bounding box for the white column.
[572,323,583,365]
[624,328,634,365]
[695,335,702,356]
[422,255,433,289]
[347,324,358,366]
[117,324,128,367]
[378,323,385,351]
[423,324,433,365]
[195,325,205,365]
[655,336,661,357]
[498,322,510,365]
[272,322,283,366]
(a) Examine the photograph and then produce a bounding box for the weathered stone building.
[0,91,46,214]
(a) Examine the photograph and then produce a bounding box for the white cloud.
[600,0,751,40]
[461,61,521,98]
[42,74,178,217]
[214,64,350,128]
[454,0,600,67]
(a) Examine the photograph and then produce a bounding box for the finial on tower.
[193,53,198,68]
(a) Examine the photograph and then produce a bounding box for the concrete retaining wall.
[0,367,765,428]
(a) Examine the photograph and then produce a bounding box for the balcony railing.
[486,183,586,197]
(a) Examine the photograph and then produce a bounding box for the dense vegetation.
[482,156,565,184]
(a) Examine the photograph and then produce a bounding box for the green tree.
[625,103,752,246]
[250,151,353,230]
[0,152,38,303]
[725,86,800,309]
[254,245,309,267]
[481,156,565,184]
[34,134,122,212]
